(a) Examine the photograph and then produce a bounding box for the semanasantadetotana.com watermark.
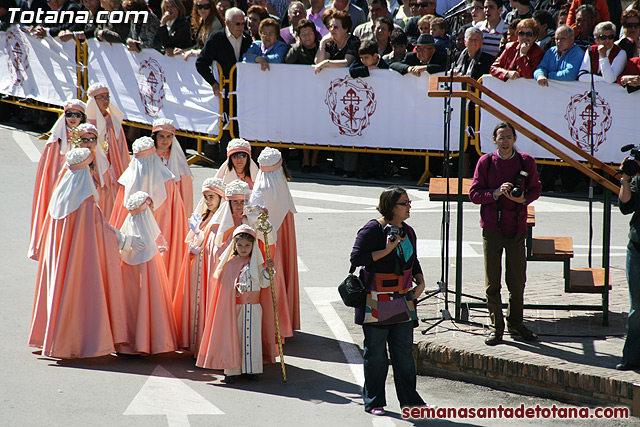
[7,8,149,25]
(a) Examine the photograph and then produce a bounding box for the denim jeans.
[362,321,424,411]
[622,245,640,365]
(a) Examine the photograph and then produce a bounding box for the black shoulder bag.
[338,264,375,308]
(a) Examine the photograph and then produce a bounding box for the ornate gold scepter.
[246,202,287,383]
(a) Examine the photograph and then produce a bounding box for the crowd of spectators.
[1,0,639,183]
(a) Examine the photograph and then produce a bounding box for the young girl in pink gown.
[196,225,274,383]
[174,177,226,352]
[29,148,132,359]
[117,191,179,355]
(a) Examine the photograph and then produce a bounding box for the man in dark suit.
[196,7,252,97]
[390,33,446,76]
[453,27,494,80]
[32,0,85,39]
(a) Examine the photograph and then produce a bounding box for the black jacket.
[349,57,389,78]
[390,51,447,75]
[196,29,252,87]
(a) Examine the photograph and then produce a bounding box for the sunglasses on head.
[624,22,640,28]
[65,111,83,118]
[596,34,615,40]
[196,3,211,9]
[81,137,97,143]
[518,30,533,37]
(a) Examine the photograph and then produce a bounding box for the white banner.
[86,39,220,135]
[479,75,639,163]
[236,63,461,151]
[0,27,78,105]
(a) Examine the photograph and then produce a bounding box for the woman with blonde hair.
[174,0,225,60]
[158,0,193,56]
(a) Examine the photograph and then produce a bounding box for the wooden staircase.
[524,206,611,325]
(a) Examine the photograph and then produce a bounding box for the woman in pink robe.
[110,136,189,300]
[214,138,259,189]
[29,148,129,359]
[86,83,131,180]
[151,118,194,216]
[117,191,179,355]
[174,177,226,352]
[28,99,86,260]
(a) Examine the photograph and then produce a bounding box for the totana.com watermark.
[7,8,149,25]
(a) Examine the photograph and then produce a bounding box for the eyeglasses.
[231,152,248,158]
[81,137,97,143]
[518,30,533,37]
[595,34,615,40]
[624,22,640,28]
[231,21,245,26]
[65,111,83,118]
[396,200,412,206]
[95,95,110,101]
[196,3,211,9]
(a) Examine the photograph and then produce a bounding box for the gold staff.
[248,205,287,383]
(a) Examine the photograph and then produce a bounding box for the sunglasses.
[624,22,640,28]
[231,152,248,158]
[396,200,412,206]
[595,34,615,40]
[65,111,83,118]
[81,137,97,143]
[95,95,110,101]
[196,3,211,9]
[518,30,533,37]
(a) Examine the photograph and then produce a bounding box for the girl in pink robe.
[109,137,189,300]
[174,177,226,352]
[29,148,130,359]
[196,225,274,382]
[86,83,131,180]
[28,99,86,260]
[151,118,194,216]
[117,191,179,355]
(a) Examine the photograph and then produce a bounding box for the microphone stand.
[420,4,483,333]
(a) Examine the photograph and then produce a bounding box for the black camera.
[384,224,406,242]
[621,144,640,176]
[510,170,529,198]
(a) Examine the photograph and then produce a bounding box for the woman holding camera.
[350,185,426,416]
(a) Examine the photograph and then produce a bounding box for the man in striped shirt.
[474,0,507,58]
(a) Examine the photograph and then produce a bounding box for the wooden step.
[569,268,611,292]
[530,237,573,260]
[527,205,535,228]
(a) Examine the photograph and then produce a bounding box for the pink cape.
[173,219,218,352]
[178,175,194,217]
[90,113,130,181]
[28,140,65,260]
[110,180,188,299]
[118,253,178,355]
[279,212,300,331]
[196,256,247,369]
[29,197,128,358]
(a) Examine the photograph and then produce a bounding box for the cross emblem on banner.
[340,88,361,128]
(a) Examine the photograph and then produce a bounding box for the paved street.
[0,121,636,426]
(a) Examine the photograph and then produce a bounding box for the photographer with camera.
[469,122,542,346]
[350,185,427,415]
[615,146,640,370]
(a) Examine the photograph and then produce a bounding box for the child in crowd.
[383,28,409,65]
[430,17,450,55]
[196,225,274,383]
[349,40,390,78]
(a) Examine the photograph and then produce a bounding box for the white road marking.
[12,130,42,162]
[417,239,482,258]
[297,256,309,272]
[305,287,364,387]
[291,189,379,206]
[124,365,223,426]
